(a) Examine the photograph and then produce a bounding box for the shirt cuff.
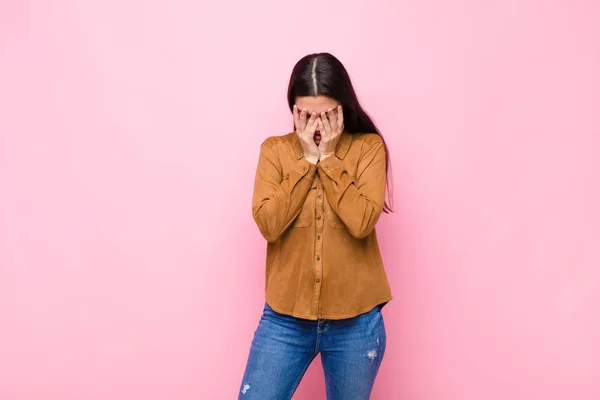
[318,155,345,176]
[294,157,318,177]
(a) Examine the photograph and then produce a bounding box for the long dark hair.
[286,52,393,213]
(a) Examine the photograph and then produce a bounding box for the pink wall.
[1,1,599,399]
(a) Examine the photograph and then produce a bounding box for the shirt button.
[316,278,320,283]
[318,194,322,199]
[316,256,321,261]
[317,215,321,220]
[325,164,329,169]
[303,167,307,172]
[317,235,321,240]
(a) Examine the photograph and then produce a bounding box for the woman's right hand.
[293,105,320,164]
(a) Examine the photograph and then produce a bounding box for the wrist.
[305,155,319,164]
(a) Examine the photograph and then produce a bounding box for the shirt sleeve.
[252,140,317,242]
[317,140,387,239]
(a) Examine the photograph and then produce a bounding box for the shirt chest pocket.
[292,186,316,228]
[324,195,346,229]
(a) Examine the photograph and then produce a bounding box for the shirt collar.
[292,131,353,160]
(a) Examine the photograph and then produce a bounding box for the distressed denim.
[238,301,387,399]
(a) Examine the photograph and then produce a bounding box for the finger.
[318,118,329,140]
[293,105,300,131]
[327,108,337,132]
[306,113,321,137]
[318,119,325,135]
[300,108,309,132]
[321,112,331,133]
[306,112,318,133]
[337,105,344,131]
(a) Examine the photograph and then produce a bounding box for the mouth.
[314,132,321,142]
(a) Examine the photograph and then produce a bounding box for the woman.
[239,53,394,400]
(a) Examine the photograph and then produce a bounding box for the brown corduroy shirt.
[251,130,393,320]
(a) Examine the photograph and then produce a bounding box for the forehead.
[295,95,340,112]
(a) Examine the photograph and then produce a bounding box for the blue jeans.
[238,301,387,399]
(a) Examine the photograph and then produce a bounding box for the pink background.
[1,1,600,399]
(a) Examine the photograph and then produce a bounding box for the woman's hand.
[293,105,320,164]
[317,105,344,160]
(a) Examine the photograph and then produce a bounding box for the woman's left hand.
[317,105,344,160]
